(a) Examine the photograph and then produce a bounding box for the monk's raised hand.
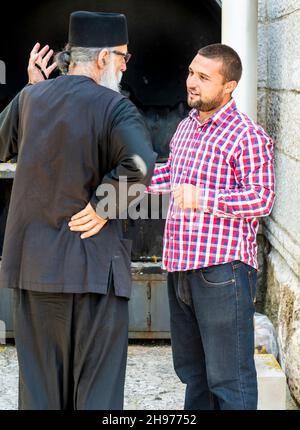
[28,42,57,84]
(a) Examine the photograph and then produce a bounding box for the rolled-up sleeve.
[202,127,276,218]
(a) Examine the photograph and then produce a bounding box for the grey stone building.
[257,0,300,405]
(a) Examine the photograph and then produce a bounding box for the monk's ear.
[97,49,110,69]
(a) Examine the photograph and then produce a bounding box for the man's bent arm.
[200,128,275,218]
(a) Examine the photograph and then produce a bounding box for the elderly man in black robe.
[0,11,156,410]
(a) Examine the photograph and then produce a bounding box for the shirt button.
[170,235,174,239]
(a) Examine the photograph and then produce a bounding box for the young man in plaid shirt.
[148,44,275,410]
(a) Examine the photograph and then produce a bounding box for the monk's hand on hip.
[68,203,107,239]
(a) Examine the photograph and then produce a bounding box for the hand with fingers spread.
[28,42,57,84]
[68,203,108,239]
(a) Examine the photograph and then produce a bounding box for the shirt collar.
[189,98,237,127]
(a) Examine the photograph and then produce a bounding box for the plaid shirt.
[148,98,275,271]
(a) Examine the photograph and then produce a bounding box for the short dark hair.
[197,43,242,83]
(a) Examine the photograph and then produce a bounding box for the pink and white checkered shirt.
[148,98,275,271]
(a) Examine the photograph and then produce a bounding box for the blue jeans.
[167,260,258,410]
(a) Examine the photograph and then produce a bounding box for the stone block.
[268,10,300,90]
[264,250,300,405]
[255,353,286,410]
[258,24,268,87]
[269,152,300,244]
[268,0,300,20]
[264,217,300,280]
[256,233,268,312]
[258,0,268,22]
[257,89,267,129]
[266,91,300,161]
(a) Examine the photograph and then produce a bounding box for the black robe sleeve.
[90,97,157,217]
[0,93,20,162]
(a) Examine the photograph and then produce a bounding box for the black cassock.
[0,75,156,409]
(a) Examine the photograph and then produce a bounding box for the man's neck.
[198,97,232,123]
[68,66,99,84]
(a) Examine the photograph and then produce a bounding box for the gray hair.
[55,44,109,74]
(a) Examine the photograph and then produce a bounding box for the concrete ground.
[0,341,298,410]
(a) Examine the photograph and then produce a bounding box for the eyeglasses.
[110,50,132,63]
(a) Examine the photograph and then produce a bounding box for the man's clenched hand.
[173,184,204,210]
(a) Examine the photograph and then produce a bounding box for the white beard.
[100,60,122,93]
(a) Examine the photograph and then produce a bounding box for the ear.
[224,80,238,94]
[97,49,110,69]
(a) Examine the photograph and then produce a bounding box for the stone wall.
[258,0,300,405]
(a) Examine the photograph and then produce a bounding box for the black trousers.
[13,280,129,410]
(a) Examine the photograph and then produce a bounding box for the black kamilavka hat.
[68,11,128,48]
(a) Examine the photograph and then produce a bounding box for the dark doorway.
[0,0,221,259]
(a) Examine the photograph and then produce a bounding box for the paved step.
[255,353,286,410]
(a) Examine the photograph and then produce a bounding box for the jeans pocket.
[200,262,235,287]
[247,268,257,304]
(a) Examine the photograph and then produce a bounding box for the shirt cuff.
[201,188,227,214]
